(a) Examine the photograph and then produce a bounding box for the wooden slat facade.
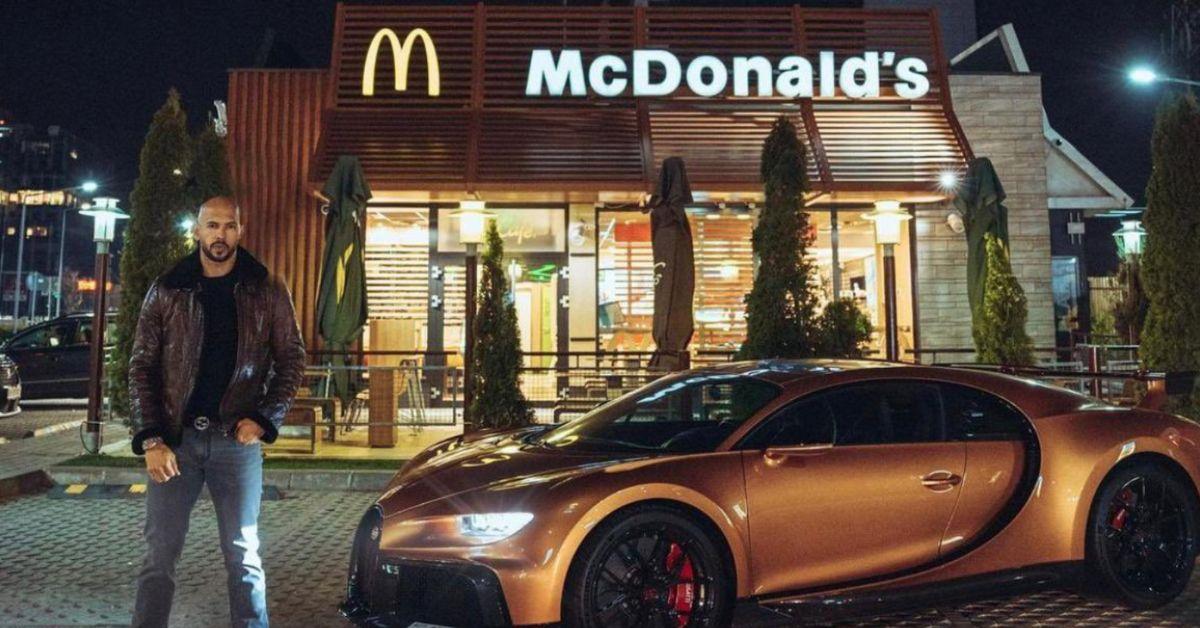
[311,3,972,192]
[227,70,327,346]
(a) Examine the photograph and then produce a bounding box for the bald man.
[128,196,306,627]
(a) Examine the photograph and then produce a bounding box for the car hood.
[378,435,645,517]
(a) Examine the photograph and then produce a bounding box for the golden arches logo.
[361,27,441,97]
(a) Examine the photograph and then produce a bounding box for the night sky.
[0,0,1175,204]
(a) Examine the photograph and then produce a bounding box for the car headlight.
[458,513,534,542]
[392,512,535,547]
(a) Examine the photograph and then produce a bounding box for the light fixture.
[452,198,493,245]
[1113,219,1147,258]
[1127,66,1200,87]
[937,170,960,192]
[79,197,130,243]
[1128,67,1158,85]
[180,217,195,232]
[862,200,911,246]
[946,210,965,234]
[80,180,99,194]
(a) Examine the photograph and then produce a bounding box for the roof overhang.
[311,4,973,198]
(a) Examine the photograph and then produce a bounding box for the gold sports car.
[340,360,1200,627]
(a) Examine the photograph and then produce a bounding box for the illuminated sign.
[525,50,930,99]
[361,28,441,97]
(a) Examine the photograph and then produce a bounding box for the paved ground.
[4,483,1200,627]
[0,403,88,441]
[0,488,373,627]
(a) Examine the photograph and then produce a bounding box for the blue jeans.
[132,426,269,628]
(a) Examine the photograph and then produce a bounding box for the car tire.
[562,504,734,628]
[1086,462,1199,609]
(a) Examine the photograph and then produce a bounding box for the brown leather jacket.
[128,248,306,454]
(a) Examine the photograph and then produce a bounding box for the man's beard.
[201,241,236,263]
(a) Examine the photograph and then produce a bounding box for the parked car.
[0,352,20,416]
[341,360,1200,627]
[0,313,112,400]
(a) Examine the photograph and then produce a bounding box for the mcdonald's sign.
[361,27,441,97]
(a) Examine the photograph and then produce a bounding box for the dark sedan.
[0,313,108,400]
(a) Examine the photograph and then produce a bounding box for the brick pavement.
[0,406,89,440]
[0,423,127,481]
[3,486,1200,627]
[0,489,375,627]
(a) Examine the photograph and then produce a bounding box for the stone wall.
[916,73,1055,362]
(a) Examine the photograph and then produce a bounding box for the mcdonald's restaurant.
[224,4,1132,447]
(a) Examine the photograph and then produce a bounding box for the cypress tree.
[1141,92,1200,416]
[973,233,1034,366]
[1113,258,1148,344]
[109,90,193,413]
[737,116,819,360]
[191,120,232,203]
[468,221,533,430]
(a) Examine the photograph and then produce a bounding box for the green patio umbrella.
[316,155,372,406]
[953,157,1010,325]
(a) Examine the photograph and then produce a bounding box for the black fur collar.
[160,247,269,290]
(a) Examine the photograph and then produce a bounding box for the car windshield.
[534,373,780,453]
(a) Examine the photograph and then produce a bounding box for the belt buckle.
[194,416,210,431]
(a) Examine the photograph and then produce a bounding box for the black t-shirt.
[185,273,239,422]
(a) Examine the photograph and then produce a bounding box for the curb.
[48,465,397,492]
[26,419,85,439]
[0,470,53,499]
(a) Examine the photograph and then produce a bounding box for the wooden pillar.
[368,368,396,447]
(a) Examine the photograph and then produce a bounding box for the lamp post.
[452,199,492,430]
[863,200,912,362]
[79,197,129,452]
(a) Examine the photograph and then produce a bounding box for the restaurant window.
[364,206,430,354]
[599,205,914,359]
[597,208,755,354]
[438,207,566,368]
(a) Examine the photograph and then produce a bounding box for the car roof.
[692,359,1098,419]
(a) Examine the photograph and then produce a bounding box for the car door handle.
[921,470,962,491]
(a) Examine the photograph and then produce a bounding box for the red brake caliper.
[664,542,696,627]
[1110,488,1136,530]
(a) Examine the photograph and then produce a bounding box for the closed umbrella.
[953,157,1010,324]
[647,157,696,371]
[316,156,372,405]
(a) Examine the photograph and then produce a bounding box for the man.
[128,196,306,628]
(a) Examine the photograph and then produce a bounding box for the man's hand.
[145,447,179,484]
[235,418,265,445]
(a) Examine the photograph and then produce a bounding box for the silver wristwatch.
[143,437,165,451]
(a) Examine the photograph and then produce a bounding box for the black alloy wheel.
[1087,463,1199,608]
[564,505,733,628]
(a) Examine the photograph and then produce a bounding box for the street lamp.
[1128,65,1200,87]
[863,200,911,362]
[79,197,129,453]
[451,199,494,430]
[1113,219,1147,259]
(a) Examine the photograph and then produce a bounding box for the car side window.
[826,381,946,446]
[741,397,836,449]
[9,323,74,350]
[940,383,1027,441]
